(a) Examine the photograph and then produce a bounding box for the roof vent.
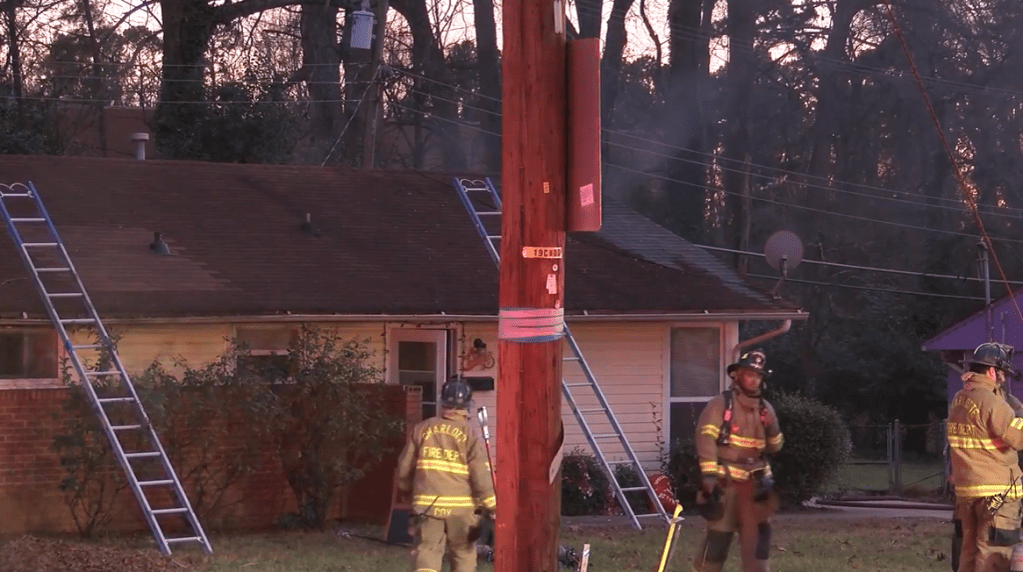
[149,231,171,255]
[300,213,321,237]
[131,132,149,160]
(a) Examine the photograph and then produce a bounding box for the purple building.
[923,294,1023,403]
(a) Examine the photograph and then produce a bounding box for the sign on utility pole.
[495,0,568,569]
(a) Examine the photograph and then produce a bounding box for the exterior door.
[388,329,448,420]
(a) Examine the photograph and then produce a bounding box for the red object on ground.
[647,472,679,512]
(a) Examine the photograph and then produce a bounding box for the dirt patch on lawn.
[0,535,201,572]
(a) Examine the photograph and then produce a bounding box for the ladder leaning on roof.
[0,181,212,556]
[452,176,670,530]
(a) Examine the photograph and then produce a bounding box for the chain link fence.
[840,420,946,496]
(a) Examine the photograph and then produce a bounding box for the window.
[0,329,58,379]
[388,329,448,420]
[235,327,297,380]
[669,327,721,398]
[667,326,722,447]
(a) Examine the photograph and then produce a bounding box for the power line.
[603,160,1023,245]
[394,76,1023,245]
[880,0,1023,321]
[745,273,986,301]
[696,243,1023,285]
[397,73,1023,224]
[606,129,1023,218]
[321,69,378,166]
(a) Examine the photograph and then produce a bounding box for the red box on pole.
[566,38,602,233]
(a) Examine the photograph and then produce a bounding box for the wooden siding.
[45,319,709,474]
[458,322,669,472]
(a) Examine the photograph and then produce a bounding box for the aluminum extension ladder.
[452,177,669,529]
[0,181,212,555]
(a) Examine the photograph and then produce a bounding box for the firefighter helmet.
[967,342,1015,372]
[440,375,473,409]
[727,349,771,377]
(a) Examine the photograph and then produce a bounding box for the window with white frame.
[667,326,722,448]
[0,328,58,379]
[234,327,297,379]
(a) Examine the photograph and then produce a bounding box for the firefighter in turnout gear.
[948,342,1023,572]
[395,376,496,572]
[692,349,784,572]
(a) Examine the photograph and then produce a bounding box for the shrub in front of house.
[560,450,616,516]
[243,326,404,529]
[769,391,850,505]
[52,327,404,535]
[662,439,701,511]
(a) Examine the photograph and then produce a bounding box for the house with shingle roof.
[0,153,805,532]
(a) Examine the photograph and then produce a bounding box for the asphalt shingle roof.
[0,155,798,319]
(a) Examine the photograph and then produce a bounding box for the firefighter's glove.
[697,484,724,520]
[468,523,482,543]
[754,475,775,503]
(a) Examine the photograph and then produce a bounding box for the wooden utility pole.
[361,0,388,169]
[495,0,568,569]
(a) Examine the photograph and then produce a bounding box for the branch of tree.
[213,0,356,25]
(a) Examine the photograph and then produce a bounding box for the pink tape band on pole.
[498,307,565,343]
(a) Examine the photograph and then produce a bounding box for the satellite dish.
[764,230,804,272]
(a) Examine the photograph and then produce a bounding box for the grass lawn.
[0,514,952,572]
[828,459,945,495]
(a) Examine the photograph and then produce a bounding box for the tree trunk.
[155,0,215,158]
[4,0,22,102]
[576,0,601,37]
[660,0,708,242]
[301,2,341,157]
[721,0,754,271]
[391,0,464,170]
[82,0,109,157]
[805,0,860,211]
[599,0,636,177]
[473,0,501,173]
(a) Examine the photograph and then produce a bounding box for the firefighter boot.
[692,530,734,572]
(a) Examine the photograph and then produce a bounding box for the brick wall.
[0,384,421,535]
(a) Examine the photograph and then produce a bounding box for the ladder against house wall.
[0,182,211,556]
[452,177,669,529]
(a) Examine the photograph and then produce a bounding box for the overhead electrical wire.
[396,75,1023,222]
[879,0,1023,322]
[389,76,1023,246]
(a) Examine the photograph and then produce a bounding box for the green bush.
[770,391,850,504]
[613,463,648,515]
[560,450,615,516]
[662,439,701,510]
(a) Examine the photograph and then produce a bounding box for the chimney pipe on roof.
[131,132,150,160]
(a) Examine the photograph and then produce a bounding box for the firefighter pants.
[692,479,777,572]
[954,496,1021,572]
[411,511,479,572]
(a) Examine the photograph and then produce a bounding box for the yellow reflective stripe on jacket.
[955,484,1023,499]
[767,433,783,447]
[700,461,719,475]
[413,495,476,508]
[479,495,496,508]
[416,459,470,475]
[700,424,720,438]
[729,435,766,449]
[948,436,1008,450]
[1012,418,1023,431]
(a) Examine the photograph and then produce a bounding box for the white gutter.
[732,319,794,361]
[0,310,808,326]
